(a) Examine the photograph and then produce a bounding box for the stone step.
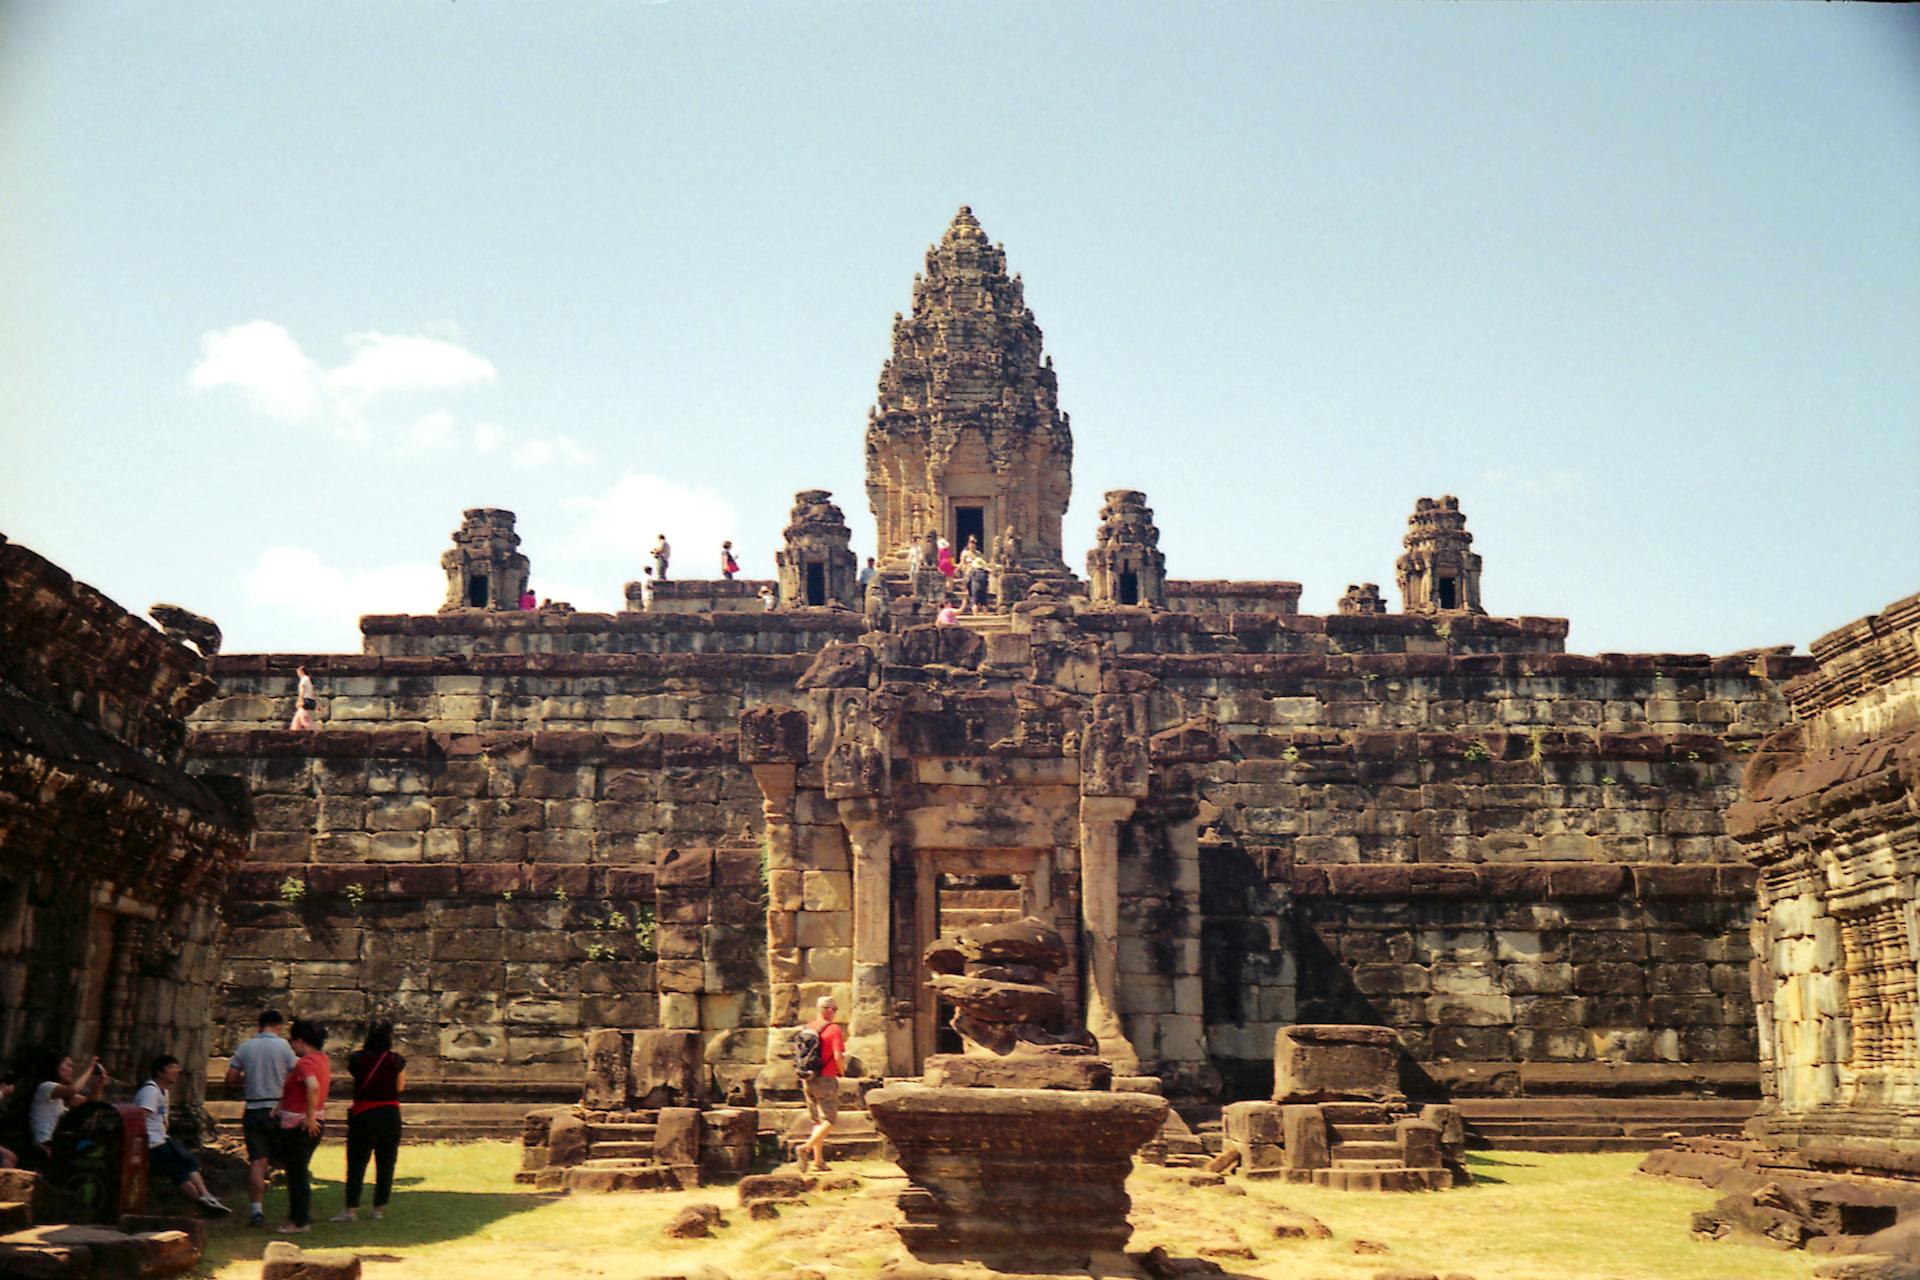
[1474,1135,1676,1154]
[1331,1157,1406,1171]
[1469,1118,1747,1140]
[1329,1141,1401,1161]
[566,1159,679,1193]
[1313,1166,1451,1193]
[763,1107,880,1136]
[1326,1123,1397,1142]
[1317,1102,1390,1124]
[588,1124,657,1142]
[1451,1098,1758,1120]
[588,1141,655,1160]
[209,1099,533,1140]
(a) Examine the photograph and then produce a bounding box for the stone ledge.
[1287,861,1757,901]
[187,727,739,764]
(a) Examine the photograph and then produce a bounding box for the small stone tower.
[775,490,859,609]
[1338,583,1387,615]
[1086,490,1166,608]
[865,206,1073,580]
[1395,496,1484,614]
[440,508,529,612]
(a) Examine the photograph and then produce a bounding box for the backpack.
[792,1026,824,1079]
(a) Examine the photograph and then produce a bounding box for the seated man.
[134,1056,230,1216]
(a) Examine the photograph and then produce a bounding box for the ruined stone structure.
[1734,589,1920,1169]
[1086,490,1166,609]
[774,490,859,610]
[865,207,1072,579]
[441,508,529,612]
[1337,583,1386,616]
[185,210,1813,1136]
[0,535,248,1137]
[1639,589,1920,1258]
[1396,495,1483,614]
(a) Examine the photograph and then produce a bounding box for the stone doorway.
[805,561,827,606]
[911,849,1055,1070]
[953,505,986,560]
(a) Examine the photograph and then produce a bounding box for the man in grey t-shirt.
[224,1009,297,1227]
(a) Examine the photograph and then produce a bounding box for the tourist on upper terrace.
[720,541,739,580]
[758,584,777,611]
[966,561,990,612]
[905,540,925,576]
[858,556,876,589]
[652,533,671,581]
[332,1018,406,1224]
[226,1008,298,1227]
[25,1050,106,1165]
[518,586,535,610]
[936,535,955,578]
[936,598,960,626]
[270,1019,331,1233]
[795,995,846,1174]
[135,1055,232,1216]
[289,665,317,731]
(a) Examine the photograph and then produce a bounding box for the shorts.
[150,1138,199,1186]
[803,1074,840,1125]
[243,1108,278,1161]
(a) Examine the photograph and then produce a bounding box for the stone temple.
[165,206,1821,1150]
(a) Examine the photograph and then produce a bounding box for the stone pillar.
[838,799,892,1075]
[1079,795,1139,1071]
[750,763,798,1031]
[440,508,529,612]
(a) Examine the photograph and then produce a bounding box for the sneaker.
[248,1209,265,1228]
[200,1197,232,1218]
[276,1223,310,1234]
[330,1210,357,1223]
[371,1209,384,1221]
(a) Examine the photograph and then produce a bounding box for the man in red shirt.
[800,996,846,1173]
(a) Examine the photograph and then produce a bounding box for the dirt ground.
[190,1141,1823,1280]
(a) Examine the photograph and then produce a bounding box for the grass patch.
[191,1141,1825,1279]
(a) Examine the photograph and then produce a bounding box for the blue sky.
[3,3,1916,654]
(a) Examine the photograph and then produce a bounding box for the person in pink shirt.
[271,1020,331,1233]
[288,666,317,731]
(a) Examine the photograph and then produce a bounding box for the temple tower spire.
[865,206,1073,577]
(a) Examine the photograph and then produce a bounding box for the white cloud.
[395,409,459,456]
[571,472,739,568]
[514,433,595,470]
[189,321,321,419]
[245,547,446,648]
[472,421,509,453]
[325,331,497,398]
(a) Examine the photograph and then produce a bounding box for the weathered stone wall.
[0,534,248,1133]
[1728,589,1920,1170]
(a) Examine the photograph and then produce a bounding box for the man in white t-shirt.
[224,1009,299,1226]
[134,1055,230,1216]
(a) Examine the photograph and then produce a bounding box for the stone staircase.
[1310,1101,1452,1192]
[762,1099,891,1164]
[1454,1097,1758,1152]
[957,612,1015,635]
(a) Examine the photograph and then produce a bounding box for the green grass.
[190,1141,1824,1279]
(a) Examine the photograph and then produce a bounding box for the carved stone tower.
[440,508,529,612]
[1394,496,1484,614]
[1086,490,1166,608]
[1338,583,1387,615]
[865,206,1073,579]
[775,489,859,609]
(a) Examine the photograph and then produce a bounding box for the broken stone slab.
[737,1172,816,1205]
[1272,1024,1405,1104]
[954,918,1069,971]
[1222,1100,1282,1145]
[582,1029,631,1108]
[631,1030,705,1108]
[547,1112,590,1167]
[1281,1105,1330,1170]
[262,1239,363,1279]
[926,974,1063,1026]
[921,1052,1110,1091]
[1270,1211,1332,1240]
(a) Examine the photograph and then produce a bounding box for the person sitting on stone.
[25,1050,106,1166]
[796,996,846,1174]
[135,1055,231,1216]
[936,597,960,626]
[758,585,777,611]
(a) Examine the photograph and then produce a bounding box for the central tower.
[865,206,1073,576]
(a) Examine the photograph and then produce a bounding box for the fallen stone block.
[1816,1258,1920,1280]
[262,1239,363,1279]
[737,1172,815,1204]
[1270,1212,1332,1241]
[665,1203,725,1239]
[747,1201,781,1221]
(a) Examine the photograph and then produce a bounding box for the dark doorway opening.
[954,506,985,559]
[467,574,489,607]
[1118,569,1140,605]
[1436,577,1458,610]
[805,562,827,606]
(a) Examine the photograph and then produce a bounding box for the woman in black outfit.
[331,1019,404,1222]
